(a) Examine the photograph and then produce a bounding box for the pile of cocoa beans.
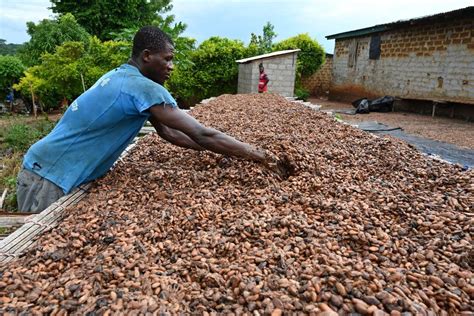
[1,94,472,315]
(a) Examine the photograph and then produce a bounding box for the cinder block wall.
[237,53,298,97]
[330,17,474,104]
[301,56,333,96]
[237,63,256,94]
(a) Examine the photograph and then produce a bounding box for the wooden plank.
[0,214,32,228]
[0,186,90,263]
[0,140,139,264]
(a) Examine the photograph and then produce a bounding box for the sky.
[0,0,472,53]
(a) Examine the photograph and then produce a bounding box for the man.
[258,63,269,93]
[17,26,283,213]
[5,88,14,111]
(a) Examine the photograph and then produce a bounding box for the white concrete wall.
[237,53,298,97]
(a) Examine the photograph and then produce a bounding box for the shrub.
[14,38,130,111]
[295,87,310,101]
[4,124,42,152]
[273,34,325,79]
[0,56,25,99]
[3,118,55,152]
[167,37,247,106]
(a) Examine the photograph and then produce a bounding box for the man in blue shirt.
[17,26,284,212]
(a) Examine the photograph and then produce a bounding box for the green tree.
[273,33,325,79]
[248,22,277,55]
[167,37,247,107]
[18,13,90,66]
[50,0,173,41]
[109,14,195,69]
[14,37,130,110]
[0,56,25,98]
[0,39,24,56]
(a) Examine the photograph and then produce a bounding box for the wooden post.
[30,83,37,118]
[80,73,86,92]
[432,102,437,118]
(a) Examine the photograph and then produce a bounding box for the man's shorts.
[16,168,65,213]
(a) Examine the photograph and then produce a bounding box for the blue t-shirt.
[23,64,177,193]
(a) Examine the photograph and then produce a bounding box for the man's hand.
[261,150,291,179]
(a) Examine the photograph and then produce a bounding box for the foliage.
[273,33,325,80]
[166,37,247,107]
[14,38,130,111]
[0,116,57,211]
[334,113,343,122]
[110,15,195,69]
[4,124,42,152]
[248,22,277,55]
[0,39,24,56]
[18,13,90,66]
[295,87,310,101]
[3,118,54,152]
[50,0,173,41]
[0,151,23,211]
[0,56,25,99]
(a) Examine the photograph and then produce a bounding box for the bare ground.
[309,98,474,149]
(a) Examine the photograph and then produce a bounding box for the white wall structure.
[237,50,300,97]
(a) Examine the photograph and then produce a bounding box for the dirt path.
[309,98,474,149]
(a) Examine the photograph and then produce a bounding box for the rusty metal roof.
[326,6,474,40]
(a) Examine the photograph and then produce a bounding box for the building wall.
[301,55,333,96]
[237,53,298,97]
[330,17,474,104]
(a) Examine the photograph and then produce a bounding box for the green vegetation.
[14,38,130,111]
[273,33,326,80]
[0,116,56,211]
[167,37,248,107]
[50,0,174,41]
[0,56,25,99]
[295,87,310,101]
[248,22,277,55]
[18,13,90,67]
[0,39,24,56]
[9,5,326,110]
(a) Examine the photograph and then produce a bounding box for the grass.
[0,114,58,211]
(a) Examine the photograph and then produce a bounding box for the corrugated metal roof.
[236,49,301,63]
[326,6,474,40]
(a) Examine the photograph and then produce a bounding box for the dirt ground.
[308,98,474,149]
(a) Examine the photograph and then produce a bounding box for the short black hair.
[132,26,174,58]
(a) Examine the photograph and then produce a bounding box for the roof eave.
[326,25,390,40]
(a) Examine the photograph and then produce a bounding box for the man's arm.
[149,105,266,162]
[149,115,205,151]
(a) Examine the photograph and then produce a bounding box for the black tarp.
[352,121,474,168]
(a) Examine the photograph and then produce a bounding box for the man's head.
[259,63,264,73]
[131,26,174,85]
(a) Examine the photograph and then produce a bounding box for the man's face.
[142,42,174,85]
[259,66,264,73]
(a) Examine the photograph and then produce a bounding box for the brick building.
[326,6,474,114]
[301,53,333,97]
[236,50,300,97]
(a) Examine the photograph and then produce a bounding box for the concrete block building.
[326,6,474,110]
[236,50,300,97]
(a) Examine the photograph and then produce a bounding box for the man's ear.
[142,49,152,63]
